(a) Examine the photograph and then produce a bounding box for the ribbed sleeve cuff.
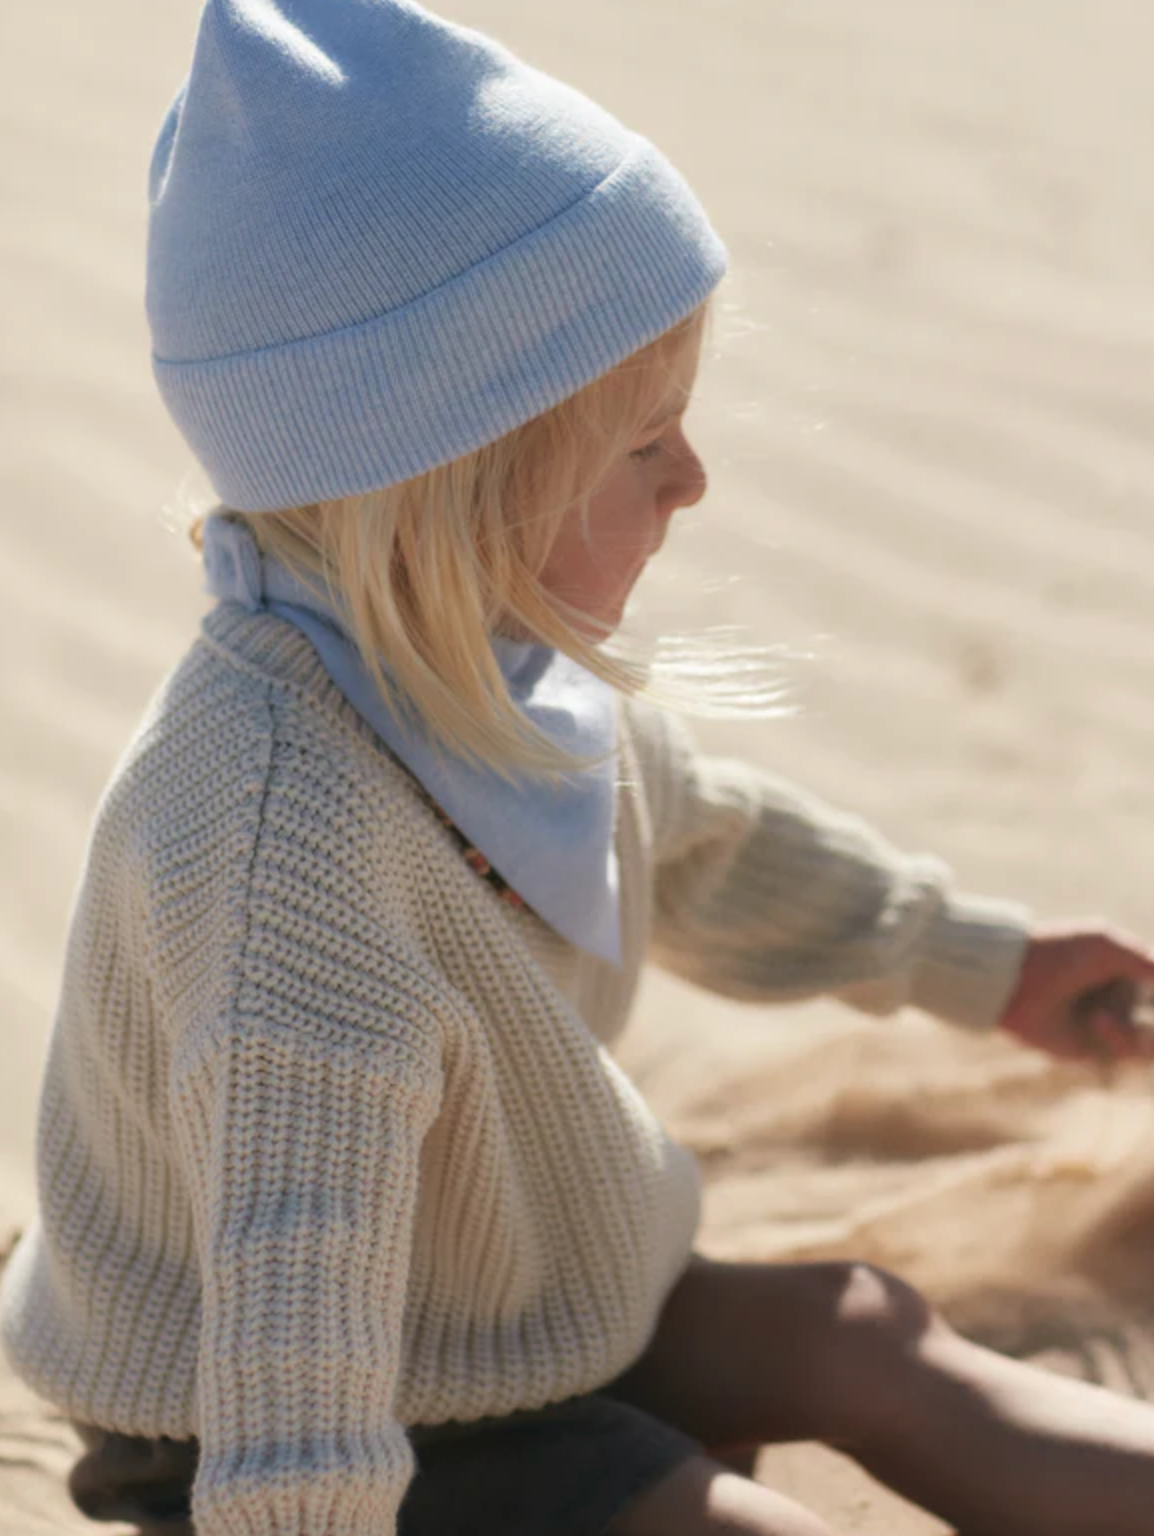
[909,893,1032,1033]
[193,1443,413,1536]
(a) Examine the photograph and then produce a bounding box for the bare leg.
[847,1323,1154,1536]
[606,1454,845,1536]
[604,1254,1154,1536]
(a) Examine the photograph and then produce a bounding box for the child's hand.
[998,923,1154,1063]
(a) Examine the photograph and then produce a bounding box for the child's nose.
[665,440,708,512]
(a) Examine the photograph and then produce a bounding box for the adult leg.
[605,1454,845,1536]
[604,1253,1154,1536]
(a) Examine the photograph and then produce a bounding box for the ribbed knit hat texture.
[147,0,728,511]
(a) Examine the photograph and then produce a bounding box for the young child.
[5,4,1154,1535]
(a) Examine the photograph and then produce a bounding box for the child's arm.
[629,699,1029,1032]
[631,703,1154,1056]
[629,702,1154,1060]
[169,980,443,1536]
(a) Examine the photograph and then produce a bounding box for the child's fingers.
[1077,1010,1122,1061]
[1043,929,1154,996]
[1089,931,1154,985]
[1072,976,1136,1033]
[1081,1008,1154,1064]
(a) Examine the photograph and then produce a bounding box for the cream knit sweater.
[0,603,1030,1535]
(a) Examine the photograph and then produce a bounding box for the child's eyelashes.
[630,440,665,463]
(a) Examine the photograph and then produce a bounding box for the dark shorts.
[68,1390,702,1536]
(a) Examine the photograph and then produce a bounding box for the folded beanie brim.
[154,138,727,513]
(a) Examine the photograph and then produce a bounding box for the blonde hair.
[190,305,712,779]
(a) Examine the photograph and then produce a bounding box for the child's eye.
[630,440,664,463]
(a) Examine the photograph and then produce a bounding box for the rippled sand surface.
[3,0,1154,1528]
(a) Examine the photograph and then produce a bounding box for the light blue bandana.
[201,514,622,965]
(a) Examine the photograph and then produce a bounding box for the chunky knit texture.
[0,605,1029,1535]
[147,0,727,510]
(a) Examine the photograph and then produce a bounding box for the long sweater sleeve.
[631,702,1030,1031]
[170,993,443,1536]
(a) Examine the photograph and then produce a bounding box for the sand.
[4,0,1154,1529]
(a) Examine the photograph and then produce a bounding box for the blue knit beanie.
[147,0,728,512]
